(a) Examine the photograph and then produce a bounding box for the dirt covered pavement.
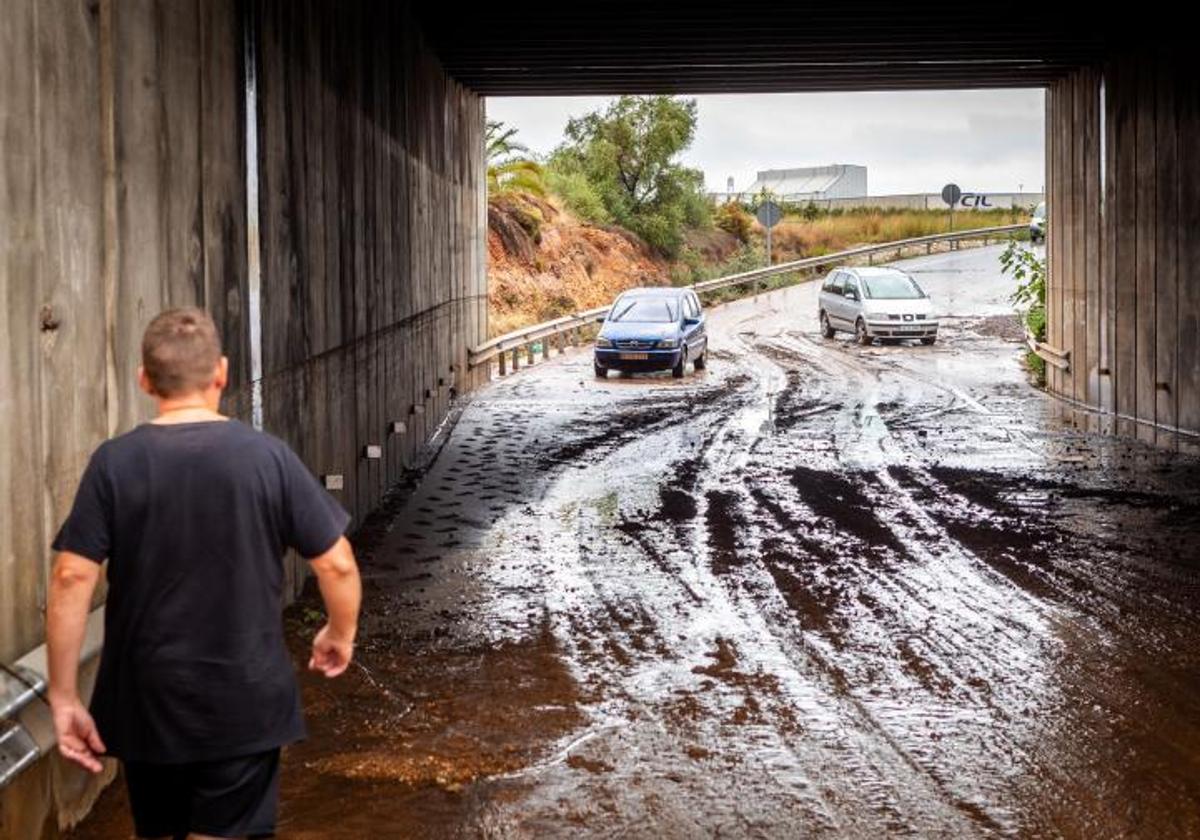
[74,246,1200,838]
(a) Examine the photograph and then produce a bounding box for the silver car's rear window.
[611,299,678,323]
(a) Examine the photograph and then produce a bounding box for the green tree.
[548,96,710,256]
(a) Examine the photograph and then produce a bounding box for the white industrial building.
[709,163,1042,211]
[738,164,868,202]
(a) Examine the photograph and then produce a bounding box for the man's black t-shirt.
[51,418,351,763]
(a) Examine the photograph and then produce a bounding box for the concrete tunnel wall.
[0,0,486,834]
[1045,49,1200,439]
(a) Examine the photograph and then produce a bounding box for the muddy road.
[75,246,1200,838]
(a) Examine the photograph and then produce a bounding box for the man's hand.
[306,536,360,678]
[46,551,104,772]
[308,623,354,678]
[50,695,106,773]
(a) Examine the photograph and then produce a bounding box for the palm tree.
[486,120,546,197]
[487,120,529,163]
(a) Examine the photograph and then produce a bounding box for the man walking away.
[46,307,362,839]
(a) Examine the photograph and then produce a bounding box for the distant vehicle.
[594,287,708,379]
[1030,202,1046,244]
[818,266,939,346]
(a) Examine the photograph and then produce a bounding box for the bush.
[714,202,753,242]
[999,240,1047,340]
[544,168,611,224]
[1024,349,1047,386]
[999,241,1048,386]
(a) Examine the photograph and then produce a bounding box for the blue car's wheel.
[594,361,607,378]
[672,347,687,379]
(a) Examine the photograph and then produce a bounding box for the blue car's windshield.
[863,274,924,300]
[610,299,678,323]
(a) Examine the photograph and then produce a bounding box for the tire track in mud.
[714,330,1200,838]
[517,338,1001,836]
[560,333,1033,834]
[566,324,1075,835]
[677,333,1112,835]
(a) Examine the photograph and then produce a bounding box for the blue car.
[593,287,708,379]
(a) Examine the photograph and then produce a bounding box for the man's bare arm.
[307,535,361,678]
[46,551,107,772]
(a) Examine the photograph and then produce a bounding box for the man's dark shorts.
[123,748,280,839]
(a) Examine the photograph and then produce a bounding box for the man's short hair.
[141,308,223,396]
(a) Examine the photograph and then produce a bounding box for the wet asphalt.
[74,245,1200,839]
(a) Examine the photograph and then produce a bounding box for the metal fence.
[468,223,1027,371]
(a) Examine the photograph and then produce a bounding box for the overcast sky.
[486,90,1045,196]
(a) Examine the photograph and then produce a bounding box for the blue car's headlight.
[656,338,679,349]
[595,337,613,348]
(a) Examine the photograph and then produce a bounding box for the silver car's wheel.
[820,311,835,339]
[856,319,872,345]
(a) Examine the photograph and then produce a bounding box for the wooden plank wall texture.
[0,0,487,666]
[254,0,487,595]
[0,0,248,668]
[1046,51,1199,438]
[1,0,247,835]
[4,1,484,835]
[2,0,485,832]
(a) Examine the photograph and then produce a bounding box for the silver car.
[1029,202,1046,244]
[818,266,939,345]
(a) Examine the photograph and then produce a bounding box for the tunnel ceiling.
[416,4,1112,95]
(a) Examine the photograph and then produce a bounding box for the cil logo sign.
[957,193,993,209]
[941,184,994,210]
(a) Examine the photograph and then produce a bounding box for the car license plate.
[619,352,649,360]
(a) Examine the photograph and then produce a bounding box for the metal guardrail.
[0,608,105,789]
[1026,332,1071,371]
[468,223,1026,370]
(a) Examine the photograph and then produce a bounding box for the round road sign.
[941,183,962,207]
[756,200,783,228]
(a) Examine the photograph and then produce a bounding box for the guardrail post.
[512,347,520,371]
[557,333,565,354]
[542,338,551,361]
[498,352,507,376]
[867,252,873,265]
[526,343,536,365]
[926,242,932,254]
